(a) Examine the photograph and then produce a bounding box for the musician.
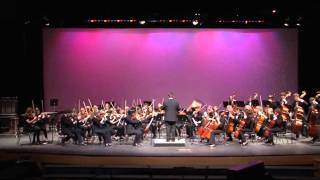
[92,110,113,146]
[307,97,320,143]
[150,107,163,139]
[225,105,237,142]
[34,107,49,144]
[176,109,187,139]
[24,107,41,144]
[236,105,256,146]
[125,110,144,146]
[161,93,180,142]
[113,109,126,140]
[77,107,93,142]
[208,106,223,147]
[60,112,85,145]
[233,107,249,146]
[187,106,203,139]
[264,108,284,145]
[291,92,308,138]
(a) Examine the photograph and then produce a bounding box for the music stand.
[236,101,245,107]
[49,98,58,143]
[50,98,58,112]
[251,100,259,107]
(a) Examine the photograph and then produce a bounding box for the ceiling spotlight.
[284,23,289,27]
[192,20,199,26]
[272,9,277,14]
[139,20,146,25]
[45,22,50,26]
[296,23,301,26]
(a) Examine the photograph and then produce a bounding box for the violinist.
[34,107,49,144]
[60,112,84,145]
[24,107,41,144]
[92,110,113,146]
[77,107,92,142]
[113,108,126,140]
[125,109,144,146]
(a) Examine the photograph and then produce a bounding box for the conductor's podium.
[152,138,186,147]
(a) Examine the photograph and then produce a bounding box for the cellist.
[208,106,223,147]
[291,92,308,139]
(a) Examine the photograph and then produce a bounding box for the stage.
[1,133,320,168]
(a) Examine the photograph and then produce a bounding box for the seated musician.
[291,92,308,139]
[125,110,144,146]
[264,108,284,145]
[77,107,92,142]
[112,109,126,140]
[24,107,41,144]
[234,105,252,146]
[176,108,187,139]
[34,107,49,144]
[60,112,85,145]
[92,110,113,146]
[186,105,203,139]
[208,106,223,147]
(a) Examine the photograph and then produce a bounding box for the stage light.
[272,9,277,14]
[45,22,50,26]
[139,20,146,25]
[192,20,199,26]
[284,23,289,27]
[296,23,301,26]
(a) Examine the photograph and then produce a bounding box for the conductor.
[161,93,180,142]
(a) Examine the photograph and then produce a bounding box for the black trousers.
[165,121,176,141]
[128,128,144,144]
[186,123,195,138]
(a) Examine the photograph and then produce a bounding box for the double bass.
[308,105,319,137]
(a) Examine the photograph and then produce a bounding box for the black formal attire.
[162,98,180,141]
[125,117,144,145]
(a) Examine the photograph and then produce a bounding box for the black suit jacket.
[162,98,180,122]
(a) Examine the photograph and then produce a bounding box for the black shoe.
[166,139,170,142]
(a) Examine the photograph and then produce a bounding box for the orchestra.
[20,90,320,147]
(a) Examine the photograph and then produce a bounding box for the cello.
[254,96,266,134]
[200,106,220,140]
[280,91,291,122]
[292,91,306,134]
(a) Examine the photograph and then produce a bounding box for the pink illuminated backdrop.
[43,28,298,110]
